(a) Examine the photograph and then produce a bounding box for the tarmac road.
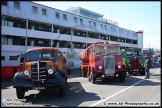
[1,63,161,107]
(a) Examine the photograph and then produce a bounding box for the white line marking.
[90,69,160,106]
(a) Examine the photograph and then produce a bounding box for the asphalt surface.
[1,63,161,107]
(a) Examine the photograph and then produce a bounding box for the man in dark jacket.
[144,56,151,79]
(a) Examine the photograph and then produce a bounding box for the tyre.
[140,67,145,75]
[91,72,96,84]
[119,71,126,82]
[16,88,25,99]
[59,83,66,97]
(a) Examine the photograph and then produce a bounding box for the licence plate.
[33,87,45,90]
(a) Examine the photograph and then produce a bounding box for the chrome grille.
[103,56,115,74]
[31,62,47,84]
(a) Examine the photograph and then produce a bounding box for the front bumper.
[13,70,66,88]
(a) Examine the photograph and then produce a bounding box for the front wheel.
[119,71,126,82]
[140,67,145,75]
[16,88,25,99]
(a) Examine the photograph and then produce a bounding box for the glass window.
[63,14,67,20]
[114,27,116,32]
[7,38,13,45]
[1,56,5,60]
[8,21,13,27]
[134,51,142,56]
[14,1,20,9]
[89,21,92,27]
[56,12,60,19]
[108,46,120,54]
[126,51,133,56]
[105,25,107,30]
[80,18,83,25]
[9,56,17,60]
[2,1,7,6]
[93,22,96,27]
[74,17,78,23]
[32,6,38,14]
[42,8,46,15]
[1,37,5,45]
[101,24,103,29]
[30,40,34,46]
[38,40,44,44]
[31,25,35,30]
[95,45,108,55]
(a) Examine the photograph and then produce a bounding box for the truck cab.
[13,47,70,99]
[79,41,127,84]
[121,48,145,75]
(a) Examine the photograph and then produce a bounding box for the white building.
[1,1,143,68]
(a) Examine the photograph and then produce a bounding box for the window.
[122,30,124,34]
[42,8,46,15]
[2,1,7,6]
[128,31,130,35]
[56,12,60,19]
[1,36,5,45]
[1,56,5,60]
[32,6,38,14]
[88,21,91,27]
[114,27,116,32]
[126,31,128,35]
[93,22,96,27]
[106,36,109,40]
[105,25,107,30]
[63,14,67,20]
[38,40,44,44]
[6,38,13,45]
[14,1,20,9]
[101,24,103,29]
[9,56,18,60]
[74,17,78,23]
[80,18,83,25]
[30,40,34,46]
[110,27,113,31]
[31,25,35,30]
[119,29,121,34]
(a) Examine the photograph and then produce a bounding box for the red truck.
[79,41,127,84]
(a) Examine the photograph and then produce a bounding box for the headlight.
[24,70,29,75]
[98,66,102,69]
[48,69,53,74]
[118,65,121,69]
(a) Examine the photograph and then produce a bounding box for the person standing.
[144,56,151,79]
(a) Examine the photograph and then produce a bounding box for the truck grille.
[31,62,48,85]
[132,57,139,69]
[103,56,115,74]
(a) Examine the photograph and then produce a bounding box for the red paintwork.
[79,42,126,79]
[132,58,139,70]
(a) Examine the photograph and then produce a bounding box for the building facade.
[1,1,143,68]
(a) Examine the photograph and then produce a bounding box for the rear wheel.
[119,71,126,82]
[16,88,25,99]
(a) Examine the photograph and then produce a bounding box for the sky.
[34,1,161,50]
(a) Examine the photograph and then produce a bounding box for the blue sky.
[34,1,160,50]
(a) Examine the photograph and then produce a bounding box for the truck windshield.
[95,45,108,55]
[134,51,142,56]
[126,51,133,56]
[26,50,58,61]
[108,46,120,54]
